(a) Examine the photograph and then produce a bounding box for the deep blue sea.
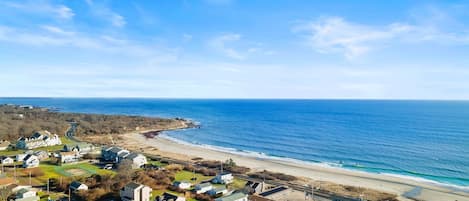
[1,98,468,189]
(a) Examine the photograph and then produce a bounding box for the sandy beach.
[87,132,469,201]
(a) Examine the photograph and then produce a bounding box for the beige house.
[123,153,147,169]
[59,151,81,164]
[120,182,152,201]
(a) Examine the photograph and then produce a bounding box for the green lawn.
[174,170,213,184]
[38,162,114,182]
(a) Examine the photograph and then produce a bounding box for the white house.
[208,186,228,196]
[59,152,81,164]
[120,182,152,201]
[195,182,213,194]
[173,181,192,189]
[16,131,62,149]
[70,181,88,192]
[124,153,147,169]
[213,172,233,184]
[0,156,14,164]
[23,154,39,168]
[14,188,39,201]
[215,192,248,201]
[0,140,10,151]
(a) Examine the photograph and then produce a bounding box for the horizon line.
[1,97,469,102]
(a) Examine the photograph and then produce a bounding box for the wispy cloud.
[293,17,412,59]
[1,0,74,19]
[0,25,176,62]
[85,0,126,27]
[209,33,245,60]
[294,6,469,59]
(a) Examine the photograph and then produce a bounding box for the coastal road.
[65,121,80,143]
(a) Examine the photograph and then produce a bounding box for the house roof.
[125,182,143,190]
[259,186,288,197]
[70,181,86,189]
[211,186,227,192]
[16,188,30,195]
[109,147,126,153]
[216,192,247,201]
[0,156,12,160]
[125,152,143,160]
[23,154,36,161]
[196,182,212,188]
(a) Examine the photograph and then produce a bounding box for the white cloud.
[41,25,75,36]
[0,25,176,61]
[183,34,193,42]
[293,17,413,59]
[209,33,245,59]
[1,1,74,19]
[85,0,126,28]
[294,9,469,59]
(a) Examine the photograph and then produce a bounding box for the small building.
[156,192,186,201]
[208,186,228,196]
[215,192,248,201]
[0,156,14,164]
[14,188,39,201]
[0,140,10,151]
[213,172,233,184]
[23,154,39,168]
[195,182,213,194]
[59,152,81,164]
[16,131,62,150]
[173,180,192,190]
[120,182,152,201]
[70,181,88,192]
[124,153,147,169]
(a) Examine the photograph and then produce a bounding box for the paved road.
[65,122,79,143]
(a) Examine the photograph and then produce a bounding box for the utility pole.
[29,171,31,186]
[47,178,50,194]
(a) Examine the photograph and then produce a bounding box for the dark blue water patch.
[1,98,469,188]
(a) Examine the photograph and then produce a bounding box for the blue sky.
[1,0,469,99]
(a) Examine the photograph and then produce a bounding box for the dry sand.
[86,132,469,201]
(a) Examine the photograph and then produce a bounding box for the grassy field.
[174,170,213,184]
[36,162,114,182]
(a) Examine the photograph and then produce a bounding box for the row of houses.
[101,146,147,169]
[16,131,62,150]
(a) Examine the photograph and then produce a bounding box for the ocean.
[1,98,468,189]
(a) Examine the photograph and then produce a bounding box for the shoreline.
[159,133,469,192]
[111,131,469,201]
